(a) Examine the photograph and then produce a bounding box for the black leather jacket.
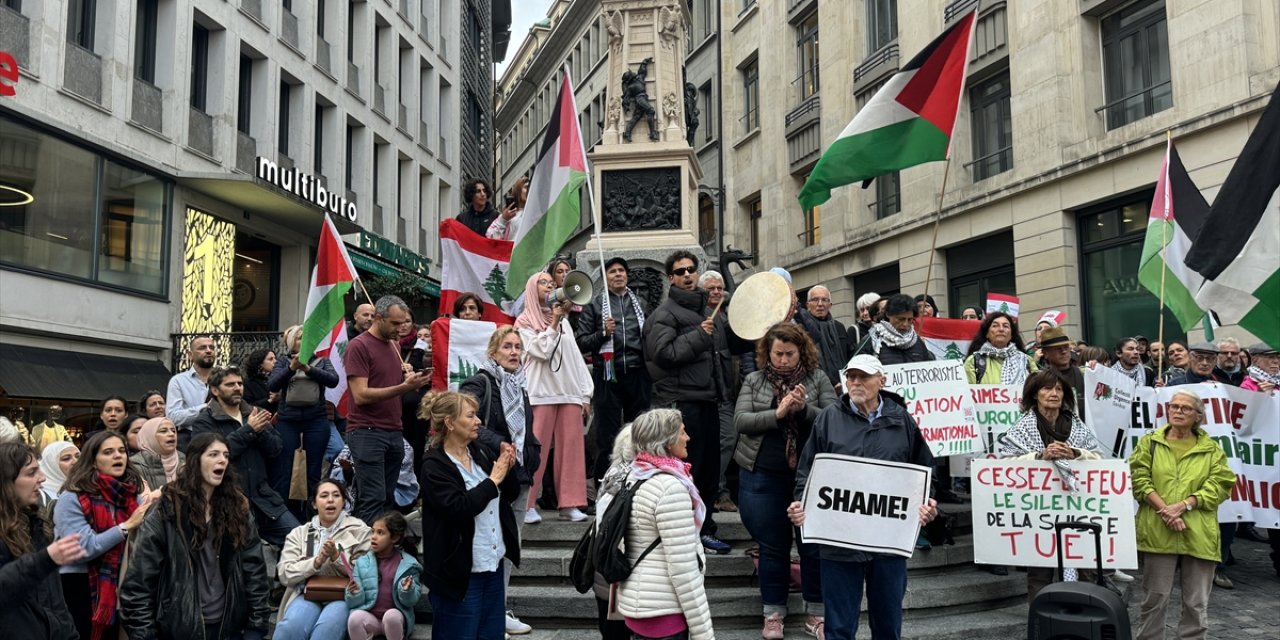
[191,402,288,519]
[118,495,272,640]
[0,512,78,639]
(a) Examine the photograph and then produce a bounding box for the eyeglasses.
[809,297,831,303]
[671,266,697,276]
[1219,350,1241,357]
[1167,404,1198,414]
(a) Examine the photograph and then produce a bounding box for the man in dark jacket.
[456,178,499,236]
[191,366,300,546]
[643,250,731,553]
[1167,342,1222,386]
[1213,338,1247,386]
[789,354,938,640]
[797,285,855,392]
[577,256,651,481]
[857,293,933,364]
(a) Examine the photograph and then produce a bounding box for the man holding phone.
[346,295,432,524]
[191,365,300,546]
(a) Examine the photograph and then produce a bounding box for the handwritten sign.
[971,459,1138,569]
[800,454,931,558]
[884,361,981,456]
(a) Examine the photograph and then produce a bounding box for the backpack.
[567,477,661,592]
[973,354,988,382]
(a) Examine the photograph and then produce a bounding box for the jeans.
[273,598,348,640]
[675,400,719,536]
[349,428,404,525]
[738,467,822,613]
[324,423,345,462]
[821,555,908,640]
[272,413,332,511]
[253,503,301,548]
[1218,522,1235,569]
[429,570,505,640]
[592,366,652,480]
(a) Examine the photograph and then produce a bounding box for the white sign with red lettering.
[883,361,981,457]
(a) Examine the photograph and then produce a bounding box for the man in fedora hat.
[1037,327,1084,414]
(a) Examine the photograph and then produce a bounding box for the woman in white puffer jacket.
[615,408,715,640]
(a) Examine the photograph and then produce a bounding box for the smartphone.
[503,193,516,208]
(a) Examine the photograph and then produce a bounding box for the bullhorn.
[547,270,595,306]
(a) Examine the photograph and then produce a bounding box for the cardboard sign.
[884,361,981,456]
[971,459,1138,569]
[800,454,932,558]
[971,384,1024,453]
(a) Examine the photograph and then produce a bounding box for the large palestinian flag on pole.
[506,70,588,298]
[797,8,977,211]
[1137,138,1208,333]
[439,218,515,323]
[1184,86,1280,348]
[299,214,359,415]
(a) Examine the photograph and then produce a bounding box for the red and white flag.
[439,218,516,323]
[430,317,501,390]
[985,292,1020,319]
[916,317,981,360]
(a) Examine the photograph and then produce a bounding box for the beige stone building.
[720,0,1279,347]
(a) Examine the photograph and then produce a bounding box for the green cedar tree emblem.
[449,360,480,386]
[944,343,964,360]
[484,265,513,306]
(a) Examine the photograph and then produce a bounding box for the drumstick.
[709,297,725,320]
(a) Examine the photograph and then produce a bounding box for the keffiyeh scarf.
[1247,366,1280,387]
[1111,361,1146,386]
[600,288,646,381]
[78,472,140,640]
[630,452,706,531]
[976,342,1032,386]
[869,320,919,355]
[484,359,529,466]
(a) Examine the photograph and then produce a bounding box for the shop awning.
[0,344,173,401]
[348,250,442,297]
[175,172,362,235]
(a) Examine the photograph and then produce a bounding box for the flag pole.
[1155,131,1171,377]
[922,153,955,302]
[562,64,608,285]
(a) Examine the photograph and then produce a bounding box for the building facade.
[0,0,463,427]
[458,0,509,186]
[720,0,1279,347]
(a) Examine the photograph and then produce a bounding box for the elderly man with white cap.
[788,353,938,640]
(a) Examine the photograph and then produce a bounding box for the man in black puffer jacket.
[856,293,934,364]
[642,250,731,554]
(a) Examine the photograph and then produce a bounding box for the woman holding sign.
[1129,388,1236,640]
[734,324,837,638]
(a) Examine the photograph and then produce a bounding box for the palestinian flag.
[917,317,981,360]
[506,69,589,298]
[1185,86,1280,348]
[1137,138,1208,333]
[985,292,1020,319]
[798,8,977,211]
[299,214,359,415]
[430,317,499,391]
[439,219,516,323]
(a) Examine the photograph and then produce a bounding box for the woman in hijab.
[515,272,594,523]
[130,417,183,493]
[38,441,79,513]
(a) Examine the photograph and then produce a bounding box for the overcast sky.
[497,0,556,76]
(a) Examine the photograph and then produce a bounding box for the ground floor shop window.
[947,230,1015,319]
[852,263,900,301]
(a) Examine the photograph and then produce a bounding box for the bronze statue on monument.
[621,57,659,142]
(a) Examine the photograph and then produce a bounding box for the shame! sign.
[800,454,932,557]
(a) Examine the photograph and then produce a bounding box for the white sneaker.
[1111,570,1134,583]
[505,610,532,635]
[559,507,588,522]
[524,508,542,524]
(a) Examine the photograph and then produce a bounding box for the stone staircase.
[411,500,1039,639]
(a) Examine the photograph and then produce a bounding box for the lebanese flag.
[917,317,980,361]
[439,218,516,323]
[506,68,589,298]
[297,215,359,415]
[985,292,1020,319]
[430,317,500,391]
[797,9,977,210]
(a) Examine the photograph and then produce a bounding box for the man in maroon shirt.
[346,295,431,523]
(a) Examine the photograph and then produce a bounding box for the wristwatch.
[119,523,130,536]
[1183,498,1195,511]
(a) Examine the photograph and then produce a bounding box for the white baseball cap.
[841,354,885,378]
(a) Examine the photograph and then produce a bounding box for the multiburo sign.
[256,157,358,222]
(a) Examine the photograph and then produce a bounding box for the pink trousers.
[347,609,405,640]
[527,403,587,509]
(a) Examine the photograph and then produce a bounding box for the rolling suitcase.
[1027,521,1131,640]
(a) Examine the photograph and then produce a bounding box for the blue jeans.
[821,555,907,640]
[429,570,505,640]
[325,423,345,462]
[272,413,333,505]
[272,598,347,640]
[738,467,822,613]
[349,428,404,525]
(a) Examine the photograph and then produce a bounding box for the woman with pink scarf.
[613,408,714,640]
[129,417,183,494]
[515,272,594,523]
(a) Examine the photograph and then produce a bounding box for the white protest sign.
[1082,364,1140,458]
[800,454,931,558]
[884,361,981,456]
[971,459,1138,569]
[950,384,1024,478]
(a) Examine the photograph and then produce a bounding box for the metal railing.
[786,94,821,127]
[964,146,1013,181]
[1095,80,1173,129]
[943,0,981,23]
[854,43,899,83]
[171,332,283,372]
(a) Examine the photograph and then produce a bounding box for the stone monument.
[578,0,704,305]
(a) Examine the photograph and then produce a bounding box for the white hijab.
[39,441,76,500]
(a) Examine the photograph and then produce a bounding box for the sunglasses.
[671,266,697,277]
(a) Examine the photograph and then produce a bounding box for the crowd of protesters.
[2,209,1277,639]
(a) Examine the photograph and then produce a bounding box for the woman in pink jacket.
[1241,343,1278,393]
[515,272,594,523]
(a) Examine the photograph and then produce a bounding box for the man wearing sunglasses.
[643,250,733,554]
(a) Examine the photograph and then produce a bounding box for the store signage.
[357,230,431,277]
[255,157,358,222]
[0,52,19,97]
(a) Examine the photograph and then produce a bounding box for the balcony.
[419,120,431,150]
[240,0,263,24]
[63,42,103,104]
[130,79,163,132]
[785,95,822,174]
[236,132,257,174]
[852,43,899,96]
[398,103,409,133]
[399,0,409,19]
[188,107,214,156]
[965,146,1013,181]
[346,63,362,99]
[372,204,384,235]
[373,83,388,118]
[0,5,29,67]
[397,216,407,246]
[944,0,981,23]
[316,39,333,76]
[171,332,281,372]
[281,9,300,51]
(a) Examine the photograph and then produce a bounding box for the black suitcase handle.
[1054,521,1106,586]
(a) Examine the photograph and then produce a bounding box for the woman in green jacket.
[1128,388,1236,640]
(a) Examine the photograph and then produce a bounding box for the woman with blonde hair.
[269,324,340,516]
[515,272,594,523]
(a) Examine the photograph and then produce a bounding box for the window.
[969,71,1012,180]
[317,0,326,37]
[741,59,759,133]
[314,103,326,177]
[747,197,762,257]
[740,0,757,15]
[467,92,484,144]
[372,144,382,206]
[3,1,22,12]
[67,0,96,49]
[1079,193,1183,346]
[867,0,897,53]
[283,0,292,10]
[802,203,820,246]
[699,82,714,143]
[237,55,253,134]
[466,2,482,55]
[345,124,355,191]
[872,172,900,219]
[278,82,291,156]
[698,193,715,247]
[946,231,1015,318]
[347,1,356,62]
[699,0,714,37]
[796,12,819,102]
[1101,0,1171,129]
[190,24,209,111]
[0,117,170,295]
[853,263,900,300]
[134,0,158,83]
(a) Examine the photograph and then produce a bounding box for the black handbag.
[568,522,596,594]
[286,364,322,406]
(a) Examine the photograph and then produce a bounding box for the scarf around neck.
[138,417,180,483]
[515,272,557,332]
[1247,365,1280,387]
[1111,361,1147,386]
[630,451,706,531]
[484,359,528,465]
[998,410,1103,494]
[976,341,1032,386]
[869,320,919,354]
[764,363,809,470]
[78,472,140,639]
